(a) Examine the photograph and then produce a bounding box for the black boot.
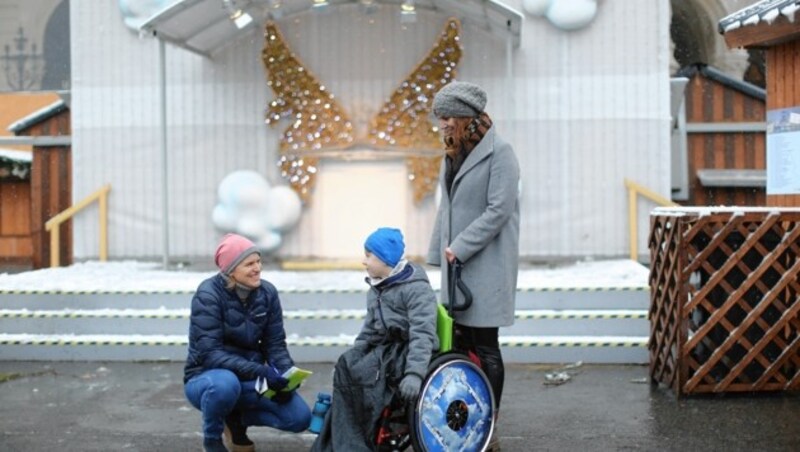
[203,438,229,452]
[474,345,505,409]
[224,411,255,452]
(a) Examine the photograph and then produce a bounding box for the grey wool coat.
[427,125,520,328]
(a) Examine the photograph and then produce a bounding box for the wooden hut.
[720,0,800,207]
[676,64,767,206]
[0,148,32,266]
[8,100,71,268]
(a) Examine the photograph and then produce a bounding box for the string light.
[222,0,253,29]
[400,0,417,23]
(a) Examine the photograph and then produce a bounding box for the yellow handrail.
[45,184,111,267]
[624,178,679,261]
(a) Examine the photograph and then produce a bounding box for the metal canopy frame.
[139,0,524,57]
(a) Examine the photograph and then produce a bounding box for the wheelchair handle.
[447,259,473,315]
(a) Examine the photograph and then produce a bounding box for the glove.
[398,374,422,401]
[271,389,294,405]
[258,365,288,392]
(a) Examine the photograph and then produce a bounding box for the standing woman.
[427,81,520,415]
[184,233,311,452]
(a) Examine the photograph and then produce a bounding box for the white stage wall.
[70,1,670,262]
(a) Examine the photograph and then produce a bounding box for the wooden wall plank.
[0,182,32,260]
[0,182,31,235]
[29,147,72,268]
[0,237,32,259]
[684,70,766,206]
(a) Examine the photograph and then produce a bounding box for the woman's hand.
[445,247,457,264]
[271,390,294,404]
[258,365,288,391]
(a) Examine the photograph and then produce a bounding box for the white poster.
[766,107,800,195]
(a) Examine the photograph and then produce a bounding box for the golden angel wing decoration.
[262,22,355,202]
[370,18,463,203]
[261,19,462,204]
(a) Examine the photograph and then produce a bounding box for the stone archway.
[670,0,750,79]
[41,0,70,90]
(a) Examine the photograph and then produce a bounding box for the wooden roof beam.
[723,15,800,49]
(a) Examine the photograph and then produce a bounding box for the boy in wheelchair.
[311,227,439,452]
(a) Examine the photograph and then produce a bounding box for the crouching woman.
[184,233,311,452]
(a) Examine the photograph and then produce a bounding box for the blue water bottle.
[309,392,331,434]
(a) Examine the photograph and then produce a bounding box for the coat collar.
[453,125,495,185]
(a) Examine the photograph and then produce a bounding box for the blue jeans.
[184,368,311,440]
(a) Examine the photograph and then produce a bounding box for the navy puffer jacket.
[183,273,293,384]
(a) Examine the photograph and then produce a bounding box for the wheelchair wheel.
[408,353,495,452]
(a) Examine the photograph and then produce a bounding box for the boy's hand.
[399,374,422,401]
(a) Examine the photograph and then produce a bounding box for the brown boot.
[223,412,255,452]
[203,438,229,452]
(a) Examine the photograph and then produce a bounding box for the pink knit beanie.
[214,233,260,275]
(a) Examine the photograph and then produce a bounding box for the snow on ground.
[0,259,649,292]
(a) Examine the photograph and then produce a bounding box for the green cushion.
[436,303,453,352]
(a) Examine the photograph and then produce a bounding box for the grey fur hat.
[432,81,487,118]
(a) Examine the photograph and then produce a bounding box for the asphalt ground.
[1,361,799,451]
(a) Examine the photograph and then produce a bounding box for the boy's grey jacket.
[310,262,439,451]
[354,261,439,380]
[427,125,520,328]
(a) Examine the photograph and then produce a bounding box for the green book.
[255,366,313,399]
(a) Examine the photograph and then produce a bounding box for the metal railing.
[624,178,678,261]
[44,184,111,267]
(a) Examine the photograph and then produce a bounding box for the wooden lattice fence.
[649,207,800,395]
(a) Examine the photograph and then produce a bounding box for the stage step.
[0,286,650,363]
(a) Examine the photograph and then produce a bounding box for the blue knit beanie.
[364,227,405,268]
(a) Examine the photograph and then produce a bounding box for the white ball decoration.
[212,170,304,255]
[211,204,238,231]
[523,0,598,31]
[257,231,283,253]
[237,183,271,211]
[217,170,270,207]
[236,212,268,239]
[545,0,598,31]
[266,186,302,232]
[522,0,554,16]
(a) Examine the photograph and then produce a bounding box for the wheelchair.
[375,261,496,452]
